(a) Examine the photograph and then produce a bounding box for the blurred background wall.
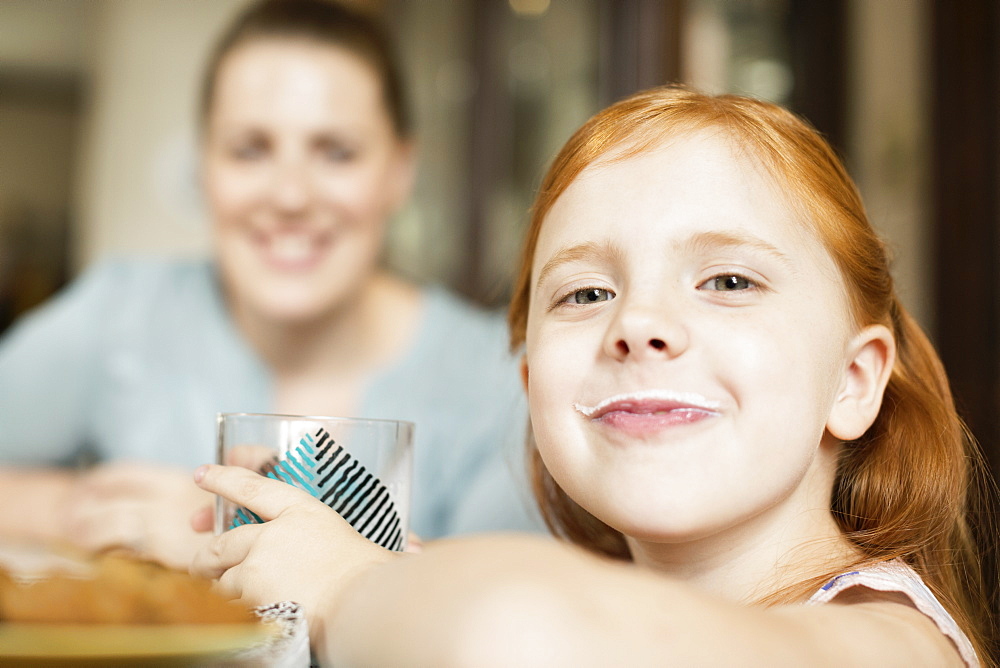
[0,0,940,312]
[0,0,997,494]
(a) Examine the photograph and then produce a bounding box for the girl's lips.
[575,391,721,435]
[574,390,721,419]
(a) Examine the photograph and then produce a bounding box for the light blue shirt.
[0,258,544,538]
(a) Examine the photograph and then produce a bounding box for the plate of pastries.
[0,546,280,666]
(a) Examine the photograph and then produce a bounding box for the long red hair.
[507,86,993,662]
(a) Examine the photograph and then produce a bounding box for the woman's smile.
[204,39,413,324]
[249,226,337,273]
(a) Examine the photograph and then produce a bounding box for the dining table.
[0,540,311,666]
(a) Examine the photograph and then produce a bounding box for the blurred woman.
[0,0,540,569]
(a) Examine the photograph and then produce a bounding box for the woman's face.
[524,131,876,561]
[202,39,413,324]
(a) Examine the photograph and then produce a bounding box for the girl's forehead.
[537,132,818,255]
[574,130,780,203]
[526,130,850,316]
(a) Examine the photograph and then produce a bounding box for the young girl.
[191,86,992,666]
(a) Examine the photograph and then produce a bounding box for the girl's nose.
[602,298,689,362]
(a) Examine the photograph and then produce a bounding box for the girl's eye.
[702,274,754,291]
[568,287,615,304]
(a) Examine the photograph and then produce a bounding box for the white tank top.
[806,559,978,667]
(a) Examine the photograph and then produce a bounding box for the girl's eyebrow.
[534,240,625,293]
[680,230,795,268]
[534,231,795,294]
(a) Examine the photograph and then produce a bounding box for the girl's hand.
[189,464,396,634]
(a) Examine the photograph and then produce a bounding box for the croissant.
[0,554,253,625]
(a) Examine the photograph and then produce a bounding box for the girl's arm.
[326,535,961,667]
[191,465,964,667]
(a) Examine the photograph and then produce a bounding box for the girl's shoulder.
[806,559,978,667]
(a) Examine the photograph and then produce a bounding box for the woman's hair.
[199,0,409,136]
[508,85,994,660]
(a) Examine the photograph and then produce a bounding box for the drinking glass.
[216,413,414,551]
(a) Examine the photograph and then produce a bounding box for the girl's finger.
[214,562,245,600]
[190,523,260,579]
[193,464,316,521]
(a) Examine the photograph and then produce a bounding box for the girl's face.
[202,40,413,323]
[524,131,863,558]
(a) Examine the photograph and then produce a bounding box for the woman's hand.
[189,464,396,639]
[62,462,213,570]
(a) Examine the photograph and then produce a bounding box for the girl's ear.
[826,324,896,441]
[520,356,529,393]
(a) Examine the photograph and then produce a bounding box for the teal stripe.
[231,506,263,527]
[287,452,316,481]
[271,466,296,485]
[280,460,312,490]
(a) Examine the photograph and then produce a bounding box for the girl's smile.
[575,390,721,438]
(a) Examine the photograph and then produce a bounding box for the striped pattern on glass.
[229,427,405,551]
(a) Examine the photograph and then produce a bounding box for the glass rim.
[217,412,414,429]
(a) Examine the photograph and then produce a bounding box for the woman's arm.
[192,465,964,667]
[0,468,75,542]
[0,464,214,570]
[0,262,217,568]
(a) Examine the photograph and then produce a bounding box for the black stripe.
[373,509,399,546]
[313,430,334,463]
[315,443,342,475]
[372,512,393,544]
[328,459,358,498]
[346,481,383,524]
[334,472,373,514]
[387,524,403,551]
[335,463,367,505]
[318,450,350,486]
[320,460,356,504]
[360,494,389,535]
